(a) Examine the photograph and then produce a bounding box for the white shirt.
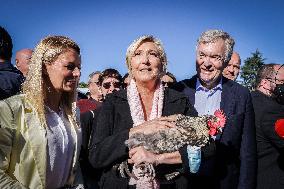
[194,79,222,116]
[45,106,75,189]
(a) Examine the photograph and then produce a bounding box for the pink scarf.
[127,79,164,189]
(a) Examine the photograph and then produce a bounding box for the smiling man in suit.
[173,29,256,189]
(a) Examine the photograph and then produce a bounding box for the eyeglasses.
[102,82,121,89]
[161,81,174,87]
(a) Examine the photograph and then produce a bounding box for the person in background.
[222,51,241,81]
[77,71,102,114]
[0,26,24,100]
[88,71,103,103]
[15,48,33,77]
[98,68,122,99]
[173,29,256,189]
[89,35,196,189]
[161,71,177,88]
[251,63,284,189]
[79,68,123,189]
[0,35,83,188]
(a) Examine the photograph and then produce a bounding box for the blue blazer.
[173,76,257,189]
[0,61,24,100]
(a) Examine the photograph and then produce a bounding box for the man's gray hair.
[197,29,235,63]
[88,71,101,84]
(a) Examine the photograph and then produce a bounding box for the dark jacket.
[172,76,257,189]
[80,108,102,189]
[0,61,24,100]
[89,88,196,189]
[251,90,284,189]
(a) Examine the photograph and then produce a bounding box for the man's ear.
[259,79,266,88]
[260,79,272,92]
[262,79,270,87]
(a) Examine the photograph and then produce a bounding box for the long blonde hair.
[22,35,80,126]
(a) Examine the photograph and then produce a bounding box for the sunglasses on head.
[102,82,121,89]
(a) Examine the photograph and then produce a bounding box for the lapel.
[20,98,81,187]
[162,88,188,115]
[180,76,197,106]
[219,77,236,139]
[23,101,47,188]
[220,77,235,117]
[66,112,81,168]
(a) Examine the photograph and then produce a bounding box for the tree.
[240,49,265,91]
[79,82,88,88]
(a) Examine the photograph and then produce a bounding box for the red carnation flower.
[214,110,226,129]
[275,119,284,138]
[207,110,226,137]
[209,127,217,136]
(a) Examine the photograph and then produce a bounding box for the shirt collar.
[196,78,222,92]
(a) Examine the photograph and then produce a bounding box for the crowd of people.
[0,25,283,189]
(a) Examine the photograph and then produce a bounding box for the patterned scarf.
[127,79,164,189]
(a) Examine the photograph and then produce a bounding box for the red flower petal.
[207,110,227,137]
[209,127,217,136]
[214,110,226,128]
[275,119,284,138]
[207,120,213,128]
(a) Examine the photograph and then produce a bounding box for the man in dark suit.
[173,29,256,189]
[251,64,284,189]
[0,26,24,100]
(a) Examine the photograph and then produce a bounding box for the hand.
[129,118,175,136]
[128,146,161,165]
[159,114,181,122]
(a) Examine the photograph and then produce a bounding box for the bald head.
[15,48,33,77]
[223,52,241,81]
[274,64,284,85]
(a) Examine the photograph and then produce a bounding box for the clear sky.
[1,0,284,82]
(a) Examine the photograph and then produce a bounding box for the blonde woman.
[89,35,196,189]
[0,36,83,189]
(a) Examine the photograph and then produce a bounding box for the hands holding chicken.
[127,110,226,165]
